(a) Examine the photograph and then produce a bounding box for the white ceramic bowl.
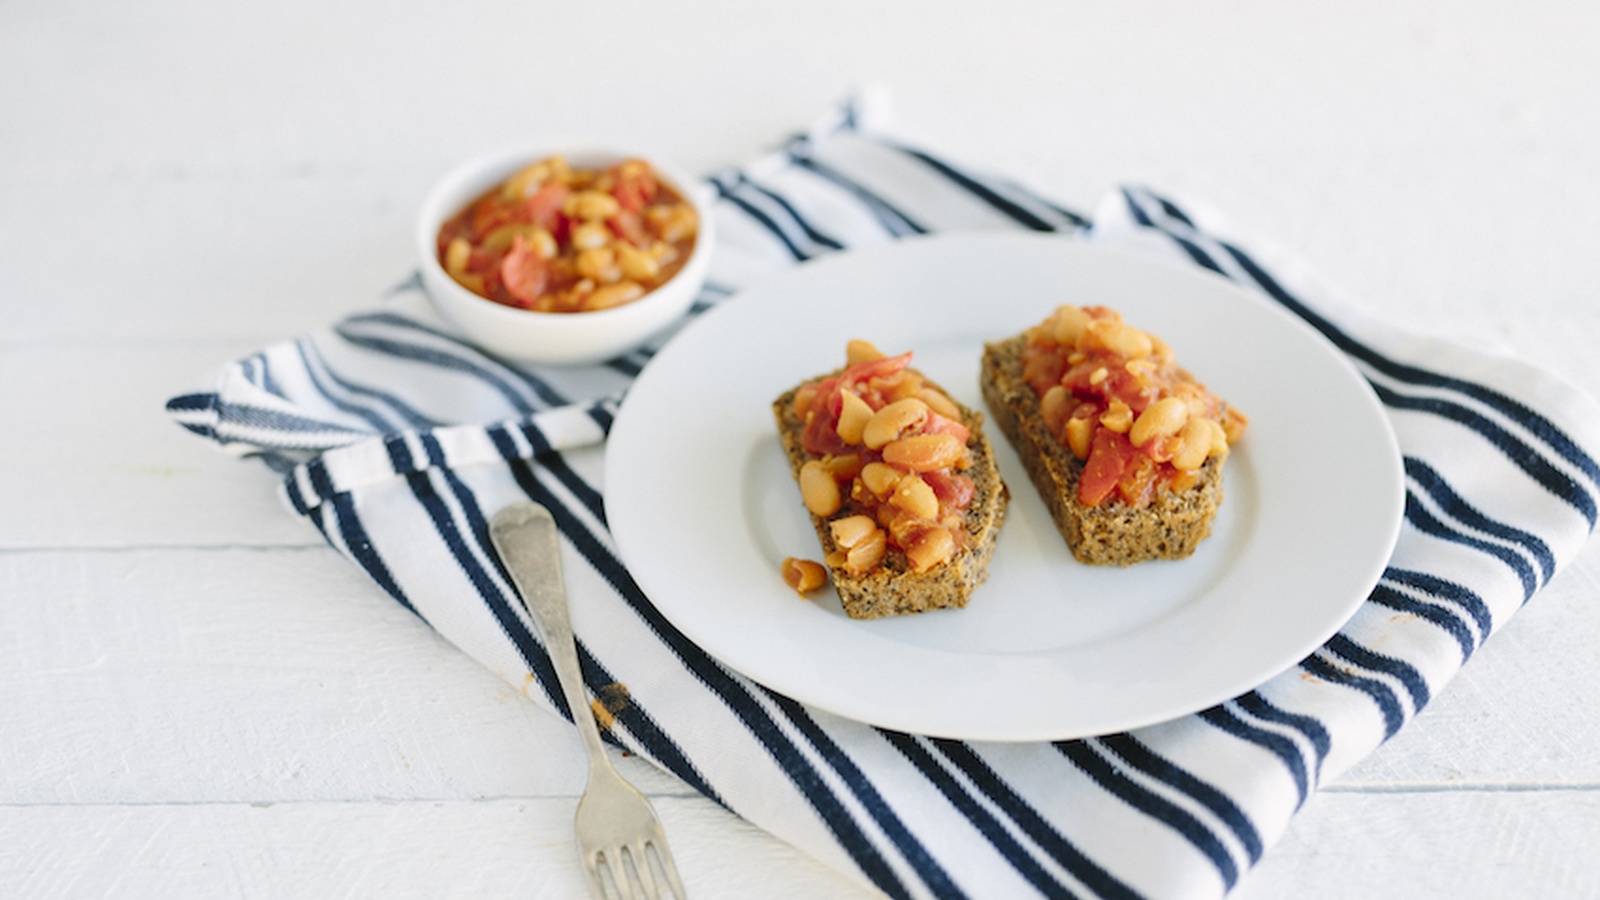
[416,144,715,366]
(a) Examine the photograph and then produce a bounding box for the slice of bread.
[774,373,1009,619]
[980,334,1223,566]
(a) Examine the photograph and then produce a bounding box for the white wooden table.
[4,1,1598,896]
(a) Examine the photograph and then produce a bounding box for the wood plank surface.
[4,0,1598,897]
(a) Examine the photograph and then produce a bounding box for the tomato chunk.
[840,351,913,388]
[1078,427,1139,507]
[499,236,549,307]
[518,182,569,230]
[922,410,971,444]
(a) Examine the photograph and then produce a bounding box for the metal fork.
[490,501,688,900]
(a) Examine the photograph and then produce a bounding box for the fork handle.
[490,502,612,766]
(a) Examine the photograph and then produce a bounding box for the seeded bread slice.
[773,375,1009,619]
[979,335,1223,566]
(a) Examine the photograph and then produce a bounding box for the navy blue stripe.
[1215,235,1600,497]
[171,422,218,438]
[165,392,213,414]
[1368,583,1477,663]
[297,337,437,430]
[239,356,260,390]
[1300,654,1406,739]
[1058,740,1239,890]
[1383,567,1494,636]
[586,401,616,437]
[421,431,448,468]
[281,466,310,516]
[743,178,847,250]
[333,329,541,415]
[758,693,963,900]
[1324,633,1431,713]
[428,452,711,806]
[839,94,862,131]
[1198,705,1313,807]
[327,490,416,617]
[1210,235,1598,525]
[166,392,219,438]
[536,436,607,521]
[1233,692,1331,789]
[1152,194,1196,228]
[1405,456,1556,582]
[492,460,927,899]
[422,440,702,801]
[386,270,424,296]
[342,310,573,408]
[607,355,644,378]
[715,183,811,261]
[889,142,1060,232]
[255,352,286,398]
[304,457,336,502]
[292,339,408,433]
[931,740,1141,900]
[208,400,370,440]
[1001,177,1091,228]
[1096,733,1264,864]
[1123,187,1600,526]
[1376,385,1596,528]
[885,733,1075,899]
[786,149,927,237]
[533,473,920,898]
[1233,692,1332,761]
[489,463,718,803]
[397,461,567,716]
[514,419,551,456]
[384,433,414,475]
[490,426,607,526]
[1121,190,1225,274]
[1404,488,1538,601]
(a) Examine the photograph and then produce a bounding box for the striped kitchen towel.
[167,93,1600,899]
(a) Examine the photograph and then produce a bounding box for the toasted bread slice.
[980,334,1224,566]
[774,371,1008,619]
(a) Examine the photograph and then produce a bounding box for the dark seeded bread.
[773,375,1009,620]
[979,335,1223,566]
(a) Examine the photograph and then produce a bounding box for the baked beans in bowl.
[416,145,714,365]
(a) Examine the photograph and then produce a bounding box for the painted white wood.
[0,343,316,549]
[0,798,878,899]
[4,0,1599,897]
[1235,790,1600,900]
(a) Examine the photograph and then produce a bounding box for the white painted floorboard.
[5,1,1598,897]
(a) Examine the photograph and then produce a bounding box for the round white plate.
[606,233,1403,741]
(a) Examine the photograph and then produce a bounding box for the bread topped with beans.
[980,305,1247,566]
[774,340,1008,619]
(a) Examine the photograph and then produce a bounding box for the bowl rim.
[415,142,714,329]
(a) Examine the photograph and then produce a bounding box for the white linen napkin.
[168,93,1600,899]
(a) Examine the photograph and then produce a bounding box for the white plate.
[606,233,1403,741]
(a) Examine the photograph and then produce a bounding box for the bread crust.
[773,374,1008,619]
[979,335,1223,566]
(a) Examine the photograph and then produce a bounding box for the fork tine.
[604,850,639,900]
[649,839,688,899]
[626,841,665,900]
[624,843,658,900]
[580,849,610,900]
